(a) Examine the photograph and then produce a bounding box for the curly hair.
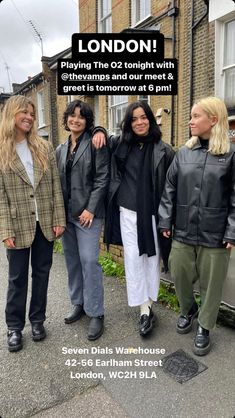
[62,100,94,133]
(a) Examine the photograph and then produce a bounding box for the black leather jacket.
[56,132,109,219]
[158,141,235,247]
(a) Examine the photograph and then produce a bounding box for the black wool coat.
[105,136,175,271]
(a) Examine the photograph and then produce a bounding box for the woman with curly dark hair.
[56,100,109,341]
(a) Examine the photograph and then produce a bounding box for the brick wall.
[77,0,216,262]
[112,0,130,32]
[178,0,214,146]
[80,0,97,33]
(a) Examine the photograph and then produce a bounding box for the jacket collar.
[191,138,209,151]
[11,154,44,189]
[60,132,90,167]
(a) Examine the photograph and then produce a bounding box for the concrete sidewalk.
[0,246,234,418]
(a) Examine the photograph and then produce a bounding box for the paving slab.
[0,246,234,418]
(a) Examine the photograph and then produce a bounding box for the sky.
[0,0,79,93]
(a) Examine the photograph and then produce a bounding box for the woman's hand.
[79,210,94,228]
[53,226,65,238]
[223,241,234,249]
[92,132,106,149]
[162,230,171,238]
[4,237,16,248]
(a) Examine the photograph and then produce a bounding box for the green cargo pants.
[169,240,231,330]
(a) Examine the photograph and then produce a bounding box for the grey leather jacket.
[56,131,109,219]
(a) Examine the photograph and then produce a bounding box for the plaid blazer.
[0,142,66,249]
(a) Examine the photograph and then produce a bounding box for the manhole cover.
[162,349,207,384]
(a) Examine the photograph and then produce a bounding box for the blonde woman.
[0,95,66,352]
[158,97,235,356]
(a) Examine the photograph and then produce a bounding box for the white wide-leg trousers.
[120,207,160,307]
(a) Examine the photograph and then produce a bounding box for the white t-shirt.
[16,139,39,221]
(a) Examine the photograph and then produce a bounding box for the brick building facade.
[79,0,235,144]
[77,0,235,264]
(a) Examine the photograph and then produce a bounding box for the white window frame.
[67,95,76,103]
[98,0,112,33]
[108,95,128,135]
[37,91,45,128]
[131,0,151,27]
[215,16,235,109]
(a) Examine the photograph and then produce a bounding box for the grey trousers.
[62,209,104,317]
[169,240,231,330]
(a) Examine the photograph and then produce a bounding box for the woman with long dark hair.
[104,101,174,336]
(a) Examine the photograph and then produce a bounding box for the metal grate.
[162,349,207,384]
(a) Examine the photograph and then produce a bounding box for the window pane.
[100,0,112,33]
[104,16,112,33]
[37,91,45,126]
[135,0,151,22]
[111,95,128,105]
[110,95,128,134]
[224,67,235,107]
[140,0,150,20]
[101,0,111,18]
[224,20,235,66]
[138,95,148,102]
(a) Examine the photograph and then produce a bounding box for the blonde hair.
[0,95,49,172]
[186,96,230,155]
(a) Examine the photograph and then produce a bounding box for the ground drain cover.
[162,349,207,384]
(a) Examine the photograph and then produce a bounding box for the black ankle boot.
[193,325,210,356]
[176,301,198,334]
[87,316,104,340]
[7,330,23,352]
[64,305,85,324]
[31,323,46,341]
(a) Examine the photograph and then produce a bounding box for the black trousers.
[5,223,54,331]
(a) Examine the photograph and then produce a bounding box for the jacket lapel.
[60,141,69,170]
[11,154,32,186]
[33,161,44,190]
[72,133,90,167]
[152,140,165,173]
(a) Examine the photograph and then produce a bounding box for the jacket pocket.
[201,207,227,233]
[10,207,17,219]
[175,205,188,230]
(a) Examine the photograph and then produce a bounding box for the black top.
[199,137,209,149]
[116,142,154,212]
[66,135,82,200]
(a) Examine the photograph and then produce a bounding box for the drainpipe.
[170,0,177,146]
[189,0,209,111]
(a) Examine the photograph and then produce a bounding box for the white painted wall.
[209,0,235,22]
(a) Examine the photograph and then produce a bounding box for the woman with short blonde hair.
[186,96,230,155]
[159,96,235,356]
